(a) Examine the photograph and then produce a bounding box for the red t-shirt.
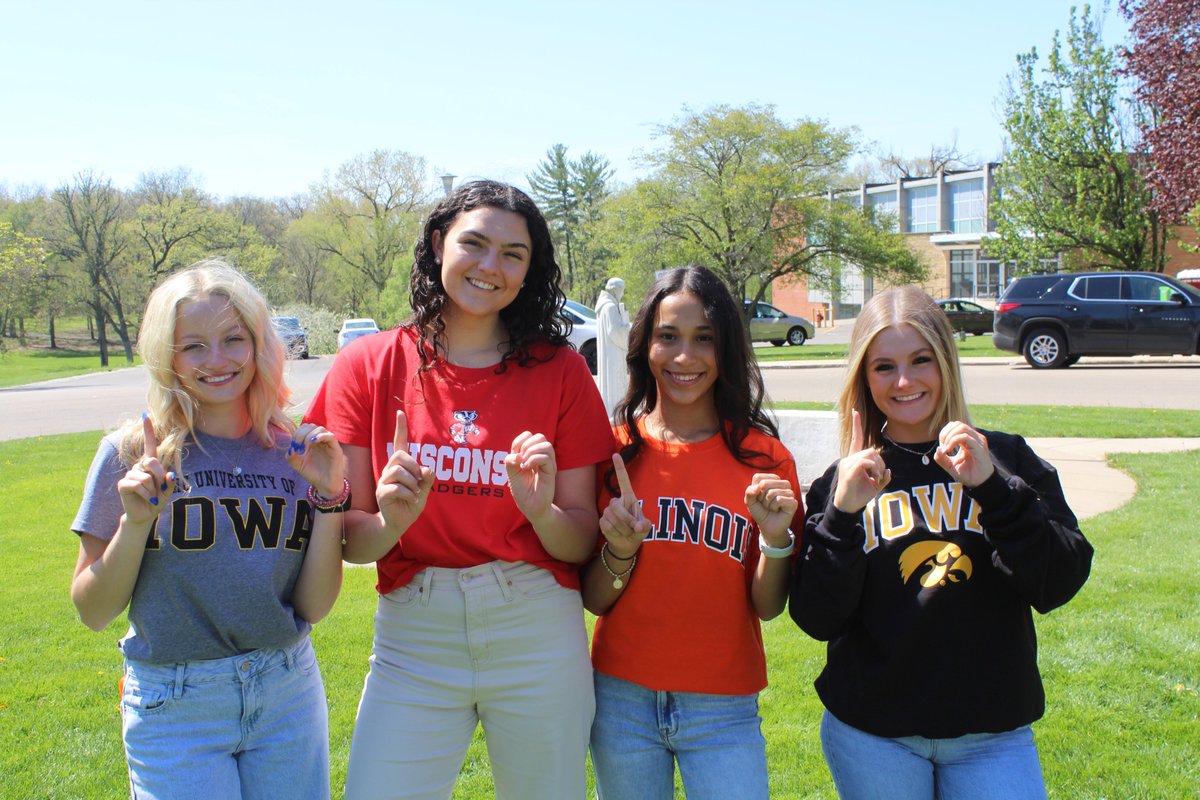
[591,423,801,694]
[306,327,615,594]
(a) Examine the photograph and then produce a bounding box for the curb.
[760,355,1200,371]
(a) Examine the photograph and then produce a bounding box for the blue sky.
[1,0,1129,200]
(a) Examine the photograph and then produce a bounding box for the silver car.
[744,301,815,346]
[560,299,599,374]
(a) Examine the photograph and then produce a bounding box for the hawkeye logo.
[898,541,974,589]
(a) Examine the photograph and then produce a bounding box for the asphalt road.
[1,351,1198,443]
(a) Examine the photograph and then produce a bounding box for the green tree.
[311,150,431,316]
[48,172,134,365]
[624,104,924,316]
[527,144,614,299]
[0,222,51,342]
[130,168,221,278]
[993,6,1167,272]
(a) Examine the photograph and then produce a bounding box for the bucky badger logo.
[450,411,480,444]
[898,541,974,588]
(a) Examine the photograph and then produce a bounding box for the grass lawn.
[2,430,1197,798]
[0,347,141,388]
[754,334,1005,364]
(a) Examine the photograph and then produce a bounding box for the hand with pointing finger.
[834,409,892,514]
[599,453,651,560]
[117,413,176,526]
[375,411,434,536]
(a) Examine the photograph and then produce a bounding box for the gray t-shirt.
[72,428,316,663]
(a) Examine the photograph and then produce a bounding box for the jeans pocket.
[121,673,173,716]
[509,566,567,600]
[380,581,421,609]
[292,638,320,677]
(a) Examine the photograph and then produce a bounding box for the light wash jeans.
[590,671,769,800]
[820,709,1048,800]
[344,561,594,800]
[121,635,329,800]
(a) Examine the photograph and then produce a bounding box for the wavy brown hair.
[407,180,568,372]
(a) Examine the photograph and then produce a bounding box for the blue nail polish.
[167,472,175,482]
[160,482,168,491]
[150,497,158,506]
[296,442,306,454]
[310,434,318,443]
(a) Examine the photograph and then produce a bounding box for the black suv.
[994,271,1200,368]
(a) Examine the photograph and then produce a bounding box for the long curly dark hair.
[408,179,568,372]
[607,265,781,492]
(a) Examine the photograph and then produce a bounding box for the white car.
[560,299,598,374]
[337,318,381,351]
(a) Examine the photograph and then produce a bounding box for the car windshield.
[564,299,596,320]
[272,316,301,329]
[345,321,375,330]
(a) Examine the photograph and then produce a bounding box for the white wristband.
[759,529,795,558]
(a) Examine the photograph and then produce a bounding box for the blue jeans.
[820,709,1048,800]
[121,636,329,800]
[590,671,769,800]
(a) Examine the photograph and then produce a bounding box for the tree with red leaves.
[1121,0,1200,223]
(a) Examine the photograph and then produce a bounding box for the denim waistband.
[124,634,311,693]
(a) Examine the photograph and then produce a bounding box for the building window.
[907,185,938,233]
[949,180,984,233]
[976,255,1002,299]
[869,191,898,232]
[950,250,975,297]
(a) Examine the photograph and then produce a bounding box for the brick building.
[772,163,1200,325]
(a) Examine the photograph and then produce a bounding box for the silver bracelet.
[759,529,796,558]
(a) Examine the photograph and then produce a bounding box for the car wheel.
[580,340,597,375]
[786,327,807,346]
[1023,328,1068,369]
[770,340,785,347]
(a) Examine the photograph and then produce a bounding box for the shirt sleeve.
[72,436,128,542]
[967,433,1094,614]
[552,350,616,471]
[304,341,376,448]
[789,461,869,641]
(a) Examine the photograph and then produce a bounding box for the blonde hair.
[837,286,970,455]
[117,259,293,475]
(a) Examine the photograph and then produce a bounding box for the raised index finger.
[142,412,159,460]
[850,408,865,453]
[612,453,638,505]
[392,410,409,459]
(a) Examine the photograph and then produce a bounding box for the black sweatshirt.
[789,431,1093,739]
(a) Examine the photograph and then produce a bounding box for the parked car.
[270,316,309,359]
[744,301,815,346]
[560,299,599,374]
[935,299,995,336]
[994,271,1200,368]
[337,318,381,351]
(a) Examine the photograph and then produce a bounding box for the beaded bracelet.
[599,541,637,589]
[307,478,351,514]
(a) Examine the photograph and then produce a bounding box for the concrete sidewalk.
[1024,437,1200,520]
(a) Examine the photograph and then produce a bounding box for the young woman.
[790,286,1094,800]
[305,180,613,800]
[70,260,347,800]
[581,265,801,800]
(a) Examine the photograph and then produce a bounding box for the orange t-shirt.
[590,423,801,695]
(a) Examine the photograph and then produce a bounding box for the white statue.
[595,277,631,418]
